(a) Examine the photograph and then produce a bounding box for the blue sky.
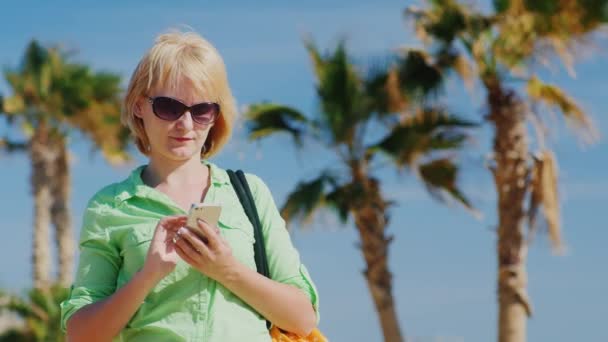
[1,1,607,341]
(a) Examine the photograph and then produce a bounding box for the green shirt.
[60,160,319,342]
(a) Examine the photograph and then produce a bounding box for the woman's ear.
[134,98,144,119]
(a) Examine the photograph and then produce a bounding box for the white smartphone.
[186,203,222,240]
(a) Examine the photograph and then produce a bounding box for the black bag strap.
[226,169,270,278]
[227,169,272,329]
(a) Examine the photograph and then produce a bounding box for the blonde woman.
[60,31,319,341]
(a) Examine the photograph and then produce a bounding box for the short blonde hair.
[122,30,236,158]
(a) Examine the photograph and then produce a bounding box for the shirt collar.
[114,159,231,204]
[204,160,231,186]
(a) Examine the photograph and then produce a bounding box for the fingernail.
[177,227,187,235]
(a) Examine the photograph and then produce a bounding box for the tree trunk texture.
[351,162,404,342]
[50,136,74,287]
[30,124,56,290]
[487,81,533,342]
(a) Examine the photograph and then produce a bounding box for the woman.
[60,31,319,341]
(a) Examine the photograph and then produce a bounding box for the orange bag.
[269,325,327,341]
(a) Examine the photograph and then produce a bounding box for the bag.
[227,169,328,342]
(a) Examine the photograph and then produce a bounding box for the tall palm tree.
[0,40,130,289]
[243,40,476,342]
[405,1,607,341]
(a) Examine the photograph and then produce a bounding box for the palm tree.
[0,285,69,341]
[243,40,476,342]
[404,1,607,341]
[0,40,131,289]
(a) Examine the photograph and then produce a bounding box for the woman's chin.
[165,146,200,160]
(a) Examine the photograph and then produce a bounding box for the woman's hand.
[141,215,188,282]
[169,219,238,283]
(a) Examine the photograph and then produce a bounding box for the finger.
[163,216,188,231]
[165,233,176,244]
[167,230,182,244]
[159,215,183,226]
[176,237,203,262]
[196,219,220,247]
[175,243,198,266]
[167,223,192,245]
[179,227,212,255]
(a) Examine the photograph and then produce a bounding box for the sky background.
[1,1,607,341]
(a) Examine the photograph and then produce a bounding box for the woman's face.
[135,76,215,162]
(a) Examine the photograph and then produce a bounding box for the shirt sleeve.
[60,195,121,332]
[245,173,320,323]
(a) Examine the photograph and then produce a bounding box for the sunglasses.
[147,96,220,125]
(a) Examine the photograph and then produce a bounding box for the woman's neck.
[143,155,208,189]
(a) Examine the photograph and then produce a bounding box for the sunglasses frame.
[147,96,220,125]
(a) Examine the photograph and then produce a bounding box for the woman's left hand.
[170,219,238,282]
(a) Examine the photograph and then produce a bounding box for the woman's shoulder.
[242,172,275,201]
[87,183,121,207]
[85,167,143,210]
[209,161,268,194]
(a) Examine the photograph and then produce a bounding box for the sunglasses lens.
[191,102,220,124]
[152,97,185,121]
[151,97,219,124]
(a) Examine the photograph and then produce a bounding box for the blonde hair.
[122,30,236,158]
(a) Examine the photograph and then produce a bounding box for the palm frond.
[492,0,608,70]
[303,38,325,81]
[396,49,444,100]
[526,76,598,142]
[79,101,132,165]
[418,157,475,211]
[325,182,355,224]
[281,171,336,223]
[0,285,68,342]
[0,137,28,153]
[451,52,475,90]
[4,40,131,165]
[1,95,26,114]
[243,103,310,147]
[90,72,122,102]
[314,41,365,144]
[493,0,510,13]
[56,63,130,165]
[406,0,468,44]
[370,108,476,167]
[528,150,563,253]
[364,64,406,115]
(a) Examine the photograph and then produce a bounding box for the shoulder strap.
[226,169,270,279]
[227,169,273,329]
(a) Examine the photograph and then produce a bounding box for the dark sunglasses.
[147,96,220,125]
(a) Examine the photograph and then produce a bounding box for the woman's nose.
[175,111,194,130]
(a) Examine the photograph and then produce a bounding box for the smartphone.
[186,203,222,240]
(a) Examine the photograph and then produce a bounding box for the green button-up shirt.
[60,160,319,341]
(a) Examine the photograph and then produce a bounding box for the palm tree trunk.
[351,165,404,342]
[487,81,532,342]
[30,124,54,290]
[50,136,74,287]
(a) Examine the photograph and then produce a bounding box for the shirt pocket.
[119,226,180,293]
[120,227,154,279]
[218,214,256,270]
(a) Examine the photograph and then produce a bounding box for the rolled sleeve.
[246,174,320,322]
[60,198,121,331]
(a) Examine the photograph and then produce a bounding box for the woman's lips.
[172,137,192,142]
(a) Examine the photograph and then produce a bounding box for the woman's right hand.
[141,215,188,282]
